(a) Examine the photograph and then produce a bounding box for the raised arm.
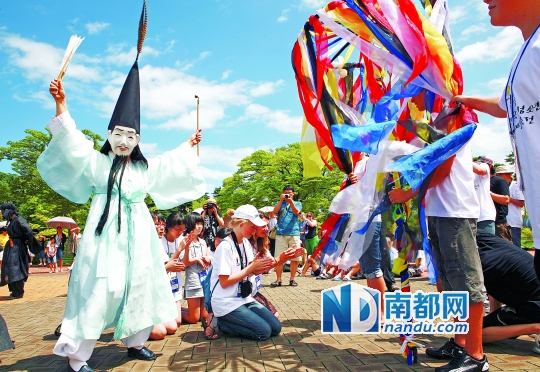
[451,95,507,118]
[50,79,68,117]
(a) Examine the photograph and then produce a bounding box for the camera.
[240,280,253,298]
[206,203,215,209]
[284,194,290,199]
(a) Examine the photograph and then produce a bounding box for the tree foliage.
[0,128,104,231]
[505,152,515,165]
[215,143,343,222]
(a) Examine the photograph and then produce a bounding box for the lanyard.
[166,237,177,257]
[230,231,247,270]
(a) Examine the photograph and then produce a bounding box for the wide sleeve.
[146,142,206,209]
[37,111,110,204]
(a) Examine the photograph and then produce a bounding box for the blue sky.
[0,0,520,194]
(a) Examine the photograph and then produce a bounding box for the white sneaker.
[533,334,540,355]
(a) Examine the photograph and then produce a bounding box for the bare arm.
[491,192,510,205]
[306,219,317,227]
[287,198,300,215]
[509,197,525,208]
[50,79,68,117]
[212,208,225,227]
[273,197,285,215]
[451,95,507,118]
[472,162,488,176]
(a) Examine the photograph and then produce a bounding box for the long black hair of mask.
[95,155,129,236]
[100,141,148,168]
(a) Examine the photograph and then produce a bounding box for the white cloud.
[1,33,100,82]
[13,91,55,109]
[250,79,285,97]
[460,24,488,38]
[449,6,468,25]
[139,142,163,158]
[200,166,235,181]
[177,51,212,71]
[300,0,327,9]
[200,145,257,170]
[486,77,507,94]
[470,118,512,163]
[0,32,295,140]
[85,22,110,35]
[221,70,232,79]
[105,44,160,66]
[242,104,303,134]
[278,9,290,23]
[455,27,522,64]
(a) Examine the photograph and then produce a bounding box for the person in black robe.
[0,203,39,299]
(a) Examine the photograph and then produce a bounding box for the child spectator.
[182,213,212,324]
[47,236,58,273]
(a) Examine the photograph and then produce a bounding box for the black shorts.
[483,306,537,328]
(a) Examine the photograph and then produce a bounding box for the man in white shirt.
[390,142,487,372]
[451,0,540,283]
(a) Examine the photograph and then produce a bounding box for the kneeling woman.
[210,205,280,341]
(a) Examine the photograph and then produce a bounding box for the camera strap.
[277,204,289,222]
[230,231,247,277]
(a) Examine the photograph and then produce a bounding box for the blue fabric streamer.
[332,120,395,154]
[373,82,423,122]
[384,124,477,191]
[355,65,369,115]
[419,202,438,284]
[356,194,393,234]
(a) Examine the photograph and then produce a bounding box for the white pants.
[53,326,152,370]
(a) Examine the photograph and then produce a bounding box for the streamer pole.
[195,95,200,156]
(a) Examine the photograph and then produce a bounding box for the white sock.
[69,360,87,371]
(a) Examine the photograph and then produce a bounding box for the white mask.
[106,126,140,156]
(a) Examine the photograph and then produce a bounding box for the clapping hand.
[251,255,274,275]
[281,245,304,261]
[165,259,185,273]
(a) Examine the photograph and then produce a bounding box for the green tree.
[505,152,515,165]
[215,143,343,222]
[0,128,103,231]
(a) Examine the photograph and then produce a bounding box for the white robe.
[37,111,206,340]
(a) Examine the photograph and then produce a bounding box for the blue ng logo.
[321,283,380,334]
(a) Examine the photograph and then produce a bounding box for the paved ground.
[1,267,540,371]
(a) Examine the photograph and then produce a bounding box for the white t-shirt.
[499,28,540,243]
[473,162,496,222]
[425,142,479,218]
[210,235,254,317]
[161,236,183,301]
[507,181,525,228]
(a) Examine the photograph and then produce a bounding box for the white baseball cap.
[232,205,267,226]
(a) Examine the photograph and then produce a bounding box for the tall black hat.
[107,0,147,134]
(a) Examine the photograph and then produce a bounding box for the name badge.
[198,270,208,283]
[255,275,262,291]
[170,277,179,293]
